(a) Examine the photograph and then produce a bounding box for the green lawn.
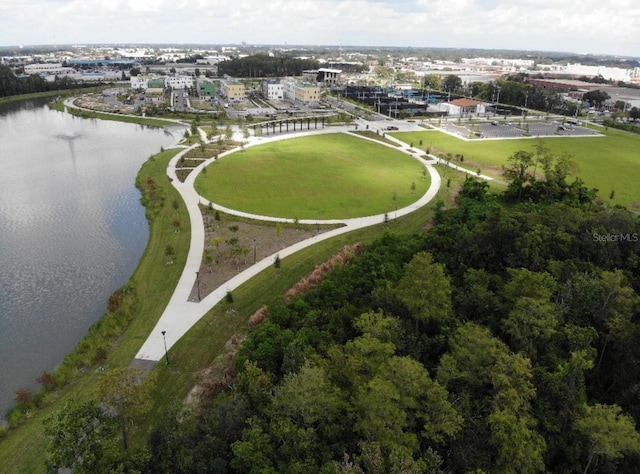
[393,127,640,207]
[195,133,430,219]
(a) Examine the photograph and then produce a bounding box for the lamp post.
[196,271,201,301]
[253,238,257,264]
[161,331,169,364]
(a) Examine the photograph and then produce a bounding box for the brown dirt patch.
[188,207,342,301]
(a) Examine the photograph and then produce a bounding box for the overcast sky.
[1,0,638,57]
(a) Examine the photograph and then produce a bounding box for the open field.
[195,133,430,219]
[394,127,640,208]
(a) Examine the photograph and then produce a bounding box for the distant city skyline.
[1,0,638,58]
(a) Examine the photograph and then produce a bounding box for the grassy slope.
[0,148,189,473]
[142,161,466,437]
[195,133,430,219]
[0,136,467,471]
[393,128,640,207]
[50,100,181,128]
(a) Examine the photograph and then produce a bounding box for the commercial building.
[302,68,343,85]
[440,98,486,116]
[220,77,246,101]
[262,79,284,100]
[317,68,342,85]
[282,79,321,105]
[166,74,194,90]
[527,79,606,92]
[24,63,68,75]
[197,80,217,99]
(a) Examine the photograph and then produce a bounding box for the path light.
[161,331,169,364]
[196,271,201,301]
[253,238,257,264]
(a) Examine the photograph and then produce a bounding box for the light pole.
[161,331,169,364]
[196,271,201,301]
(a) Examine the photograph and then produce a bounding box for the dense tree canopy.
[0,64,89,98]
[140,167,640,472]
[217,54,320,78]
[42,145,640,472]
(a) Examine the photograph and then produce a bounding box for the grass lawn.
[393,127,640,208]
[195,133,430,219]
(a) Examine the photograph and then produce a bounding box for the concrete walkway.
[133,124,442,363]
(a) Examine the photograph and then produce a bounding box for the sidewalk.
[133,126,442,363]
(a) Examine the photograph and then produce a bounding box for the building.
[197,80,217,99]
[130,75,149,90]
[303,68,343,85]
[564,63,632,82]
[317,68,342,85]
[166,74,194,90]
[262,79,284,100]
[527,78,606,92]
[24,63,67,75]
[282,79,321,105]
[440,98,486,116]
[220,77,246,101]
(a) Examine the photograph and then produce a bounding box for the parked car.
[387,126,399,131]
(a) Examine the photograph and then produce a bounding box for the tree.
[582,89,610,109]
[44,400,122,474]
[502,150,535,201]
[95,367,157,451]
[614,100,628,112]
[443,74,462,93]
[422,74,442,91]
[437,323,544,473]
[394,251,453,331]
[576,404,640,473]
[212,236,224,263]
[225,124,233,142]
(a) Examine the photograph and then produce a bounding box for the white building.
[24,63,67,75]
[564,63,632,82]
[262,80,284,100]
[439,98,487,117]
[131,76,150,90]
[166,74,194,90]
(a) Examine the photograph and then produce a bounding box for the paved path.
[133,124,442,363]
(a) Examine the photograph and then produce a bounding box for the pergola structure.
[252,115,334,136]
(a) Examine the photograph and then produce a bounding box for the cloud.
[0,0,638,56]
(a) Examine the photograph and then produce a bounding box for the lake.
[0,100,179,418]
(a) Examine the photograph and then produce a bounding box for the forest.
[44,149,640,473]
[217,54,320,78]
[0,65,89,98]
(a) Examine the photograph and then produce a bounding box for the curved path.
[131,123,442,363]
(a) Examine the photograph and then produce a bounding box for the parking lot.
[440,120,603,140]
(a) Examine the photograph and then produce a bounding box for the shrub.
[285,243,363,302]
[14,388,33,408]
[248,306,268,328]
[37,371,56,392]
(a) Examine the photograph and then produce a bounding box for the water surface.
[0,100,178,417]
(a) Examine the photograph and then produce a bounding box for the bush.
[37,372,56,392]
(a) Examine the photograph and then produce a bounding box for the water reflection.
[0,100,178,418]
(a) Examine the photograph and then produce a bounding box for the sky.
[1,0,639,57]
